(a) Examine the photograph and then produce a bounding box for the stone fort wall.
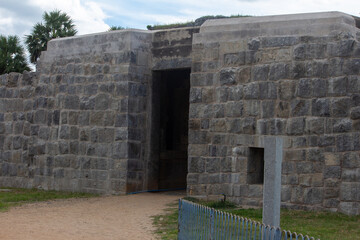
[0,12,359,214]
[187,12,360,215]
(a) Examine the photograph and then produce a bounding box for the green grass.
[153,199,360,240]
[152,202,179,240]
[0,187,97,211]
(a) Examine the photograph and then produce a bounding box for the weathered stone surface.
[279,80,296,100]
[333,119,352,133]
[286,118,305,135]
[225,102,243,117]
[64,95,80,109]
[251,65,269,81]
[219,68,236,85]
[312,98,330,117]
[336,134,354,152]
[269,63,290,80]
[351,107,360,119]
[327,77,347,96]
[342,152,360,168]
[291,100,310,117]
[304,188,323,204]
[340,182,360,201]
[244,82,259,99]
[324,166,341,179]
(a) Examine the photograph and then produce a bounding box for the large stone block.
[244,82,259,99]
[312,98,330,117]
[336,134,354,152]
[332,98,351,117]
[340,182,360,201]
[328,39,355,57]
[304,188,323,204]
[324,166,341,179]
[259,82,277,99]
[227,85,244,101]
[305,117,324,134]
[95,94,110,110]
[350,107,360,120]
[339,202,360,215]
[269,63,290,80]
[64,95,80,109]
[286,117,305,135]
[223,52,246,66]
[251,65,269,81]
[219,68,237,85]
[188,157,205,173]
[342,152,360,168]
[261,101,275,118]
[112,142,128,159]
[268,118,286,135]
[279,80,296,100]
[291,99,310,117]
[189,88,202,103]
[327,77,348,96]
[205,158,221,173]
[210,119,227,132]
[225,102,243,117]
[294,43,327,60]
[297,79,313,98]
[333,118,352,133]
[342,168,360,182]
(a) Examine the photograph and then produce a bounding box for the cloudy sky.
[1,0,360,40]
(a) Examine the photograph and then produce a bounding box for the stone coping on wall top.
[49,28,152,42]
[45,12,358,47]
[200,11,359,35]
[48,26,200,44]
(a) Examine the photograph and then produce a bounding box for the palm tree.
[0,35,30,74]
[25,10,77,64]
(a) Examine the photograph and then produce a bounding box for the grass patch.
[152,202,179,240]
[153,198,360,240]
[0,187,97,211]
[183,196,237,209]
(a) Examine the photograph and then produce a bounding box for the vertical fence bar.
[202,207,206,240]
[210,208,215,240]
[205,207,209,240]
[275,228,281,240]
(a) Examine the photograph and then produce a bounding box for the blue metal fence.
[178,199,320,240]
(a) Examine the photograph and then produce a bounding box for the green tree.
[0,35,30,74]
[25,10,77,64]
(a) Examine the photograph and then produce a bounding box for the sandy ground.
[0,192,184,240]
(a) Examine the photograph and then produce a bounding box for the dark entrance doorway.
[148,69,190,190]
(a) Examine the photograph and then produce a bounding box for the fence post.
[262,136,283,228]
[210,208,215,240]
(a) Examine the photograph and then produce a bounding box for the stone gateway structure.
[0,12,360,215]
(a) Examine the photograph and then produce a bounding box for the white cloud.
[29,0,110,34]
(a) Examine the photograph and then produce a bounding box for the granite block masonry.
[0,11,359,215]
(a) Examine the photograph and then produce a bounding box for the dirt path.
[0,192,183,240]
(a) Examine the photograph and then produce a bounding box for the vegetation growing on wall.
[108,26,125,31]
[147,14,251,30]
